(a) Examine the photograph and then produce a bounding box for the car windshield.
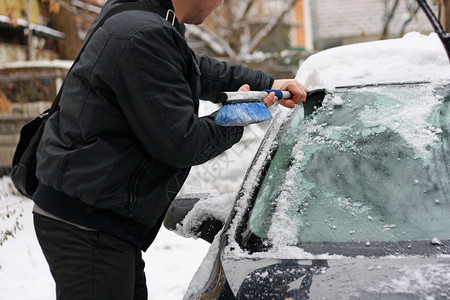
[249,83,450,247]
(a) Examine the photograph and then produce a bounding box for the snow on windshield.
[227,32,449,259]
[187,32,449,262]
[257,83,448,248]
[356,85,442,164]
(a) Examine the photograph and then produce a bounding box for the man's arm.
[195,54,308,108]
[195,54,275,103]
[113,26,243,168]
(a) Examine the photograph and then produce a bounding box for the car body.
[164,32,450,300]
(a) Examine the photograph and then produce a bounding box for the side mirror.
[164,193,225,243]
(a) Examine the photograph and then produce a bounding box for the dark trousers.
[33,213,148,300]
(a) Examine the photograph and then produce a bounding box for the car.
[166,78,450,299]
[164,11,450,300]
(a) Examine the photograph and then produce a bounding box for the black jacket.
[34,0,274,250]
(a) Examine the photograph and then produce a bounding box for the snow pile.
[296,32,450,89]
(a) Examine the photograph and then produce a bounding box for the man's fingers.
[288,83,308,104]
[263,92,277,108]
[278,99,296,108]
[238,84,250,92]
[271,79,308,107]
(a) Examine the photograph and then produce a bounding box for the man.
[32,0,308,299]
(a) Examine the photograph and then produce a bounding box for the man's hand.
[237,80,307,109]
[270,79,308,108]
[237,84,278,108]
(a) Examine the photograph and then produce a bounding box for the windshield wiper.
[297,240,450,257]
[416,0,450,61]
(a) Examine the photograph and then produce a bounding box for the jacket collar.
[103,0,185,35]
[149,0,174,10]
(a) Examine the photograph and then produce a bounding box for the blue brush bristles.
[215,101,273,126]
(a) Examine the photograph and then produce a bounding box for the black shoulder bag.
[10,2,181,199]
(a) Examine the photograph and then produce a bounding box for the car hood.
[221,255,450,299]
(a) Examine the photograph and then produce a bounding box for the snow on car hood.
[220,256,450,299]
[296,32,450,89]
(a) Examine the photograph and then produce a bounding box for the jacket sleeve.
[112,25,243,168]
[195,54,275,103]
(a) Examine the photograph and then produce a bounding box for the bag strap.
[48,2,181,114]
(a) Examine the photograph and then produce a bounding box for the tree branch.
[232,0,254,30]
[186,25,236,58]
[381,0,400,39]
[239,0,298,58]
[398,2,420,37]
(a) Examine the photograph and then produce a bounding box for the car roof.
[296,32,450,89]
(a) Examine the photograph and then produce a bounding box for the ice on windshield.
[249,83,450,247]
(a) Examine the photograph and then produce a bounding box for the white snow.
[0,176,210,300]
[1,31,449,299]
[367,264,450,298]
[173,191,235,238]
[296,32,450,89]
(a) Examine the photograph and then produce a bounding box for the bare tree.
[398,1,421,37]
[381,0,400,39]
[186,0,300,64]
[382,0,447,39]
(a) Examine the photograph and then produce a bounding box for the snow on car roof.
[296,32,450,89]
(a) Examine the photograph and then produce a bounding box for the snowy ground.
[0,193,209,300]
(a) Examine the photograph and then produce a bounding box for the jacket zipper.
[128,156,148,214]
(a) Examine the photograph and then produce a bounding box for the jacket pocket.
[127,155,148,216]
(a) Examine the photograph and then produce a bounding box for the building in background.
[0,0,69,175]
[292,0,438,51]
[0,0,65,63]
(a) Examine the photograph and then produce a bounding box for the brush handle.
[263,89,292,100]
[219,90,292,102]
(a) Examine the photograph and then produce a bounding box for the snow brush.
[215,89,292,126]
